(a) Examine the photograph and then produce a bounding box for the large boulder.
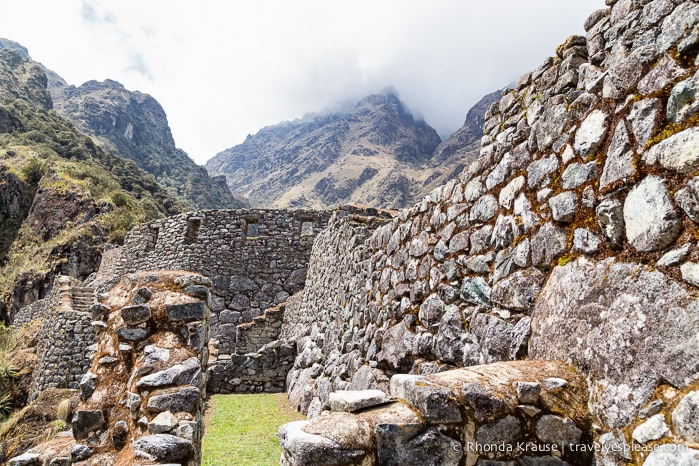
[530,257,699,428]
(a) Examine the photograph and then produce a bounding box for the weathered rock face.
[530,257,699,428]
[54,79,244,211]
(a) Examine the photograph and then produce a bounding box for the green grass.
[202,393,305,466]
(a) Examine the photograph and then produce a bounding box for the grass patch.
[202,393,305,466]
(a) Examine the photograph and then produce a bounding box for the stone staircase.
[71,286,95,313]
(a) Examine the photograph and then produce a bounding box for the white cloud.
[0,0,605,163]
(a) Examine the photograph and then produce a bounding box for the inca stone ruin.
[8,0,699,465]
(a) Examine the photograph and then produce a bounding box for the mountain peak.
[206,91,442,209]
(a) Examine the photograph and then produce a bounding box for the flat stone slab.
[329,390,393,413]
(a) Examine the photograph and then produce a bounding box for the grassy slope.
[202,393,305,466]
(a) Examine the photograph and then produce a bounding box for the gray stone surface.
[535,415,582,449]
[561,161,597,189]
[390,374,461,423]
[675,177,699,223]
[643,128,699,173]
[596,198,625,246]
[668,71,699,124]
[574,109,609,158]
[628,98,661,151]
[470,194,499,222]
[491,268,545,312]
[572,228,602,254]
[531,223,568,267]
[376,426,462,466]
[460,277,491,307]
[476,415,523,452]
[136,357,200,389]
[71,444,93,462]
[133,434,195,463]
[672,390,699,442]
[657,244,691,267]
[7,453,40,466]
[165,301,207,322]
[147,386,201,414]
[279,420,368,466]
[601,120,634,188]
[638,55,684,95]
[499,175,525,210]
[514,381,541,404]
[121,304,151,325]
[148,410,178,434]
[71,410,105,440]
[656,2,699,53]
[642,445,699,465]
[530,257,699,427]
[461,383,507,422]
[329,390,392,412]
[527,155,559,188]
[624,176,681,252]
[632,413,669,444]
[549,191,579,223]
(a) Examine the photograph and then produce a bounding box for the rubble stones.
[165,301,206,322]
[561,162,597,189]
[147,387,201,414]
[531,223,568,267]
[491,268,546,312]
[121,304,151,325]
[675,176,699,223]
[535,415,582,449]
[596,198,625,246]
[572,228,602,254]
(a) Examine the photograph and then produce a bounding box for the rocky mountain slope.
[206,92,444,209]
[0,39,244,211]
[421,89,501,193]
[52,79,246,210]
[0,47,184,322]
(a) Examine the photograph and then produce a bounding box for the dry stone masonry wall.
[97,209,333,358]
[283,1,699,464]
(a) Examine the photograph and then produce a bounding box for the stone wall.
[283,1,699,463]
[11,276,63,327]
[235,304,285,354]
[30,308,95,399]
[207,339,297,394]
[25,276,96,399]
[95,209,333,357]
[281,361,592,466]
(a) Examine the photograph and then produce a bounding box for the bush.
[19,157,45,185]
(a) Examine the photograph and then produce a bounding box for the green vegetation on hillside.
[202,393,305,466]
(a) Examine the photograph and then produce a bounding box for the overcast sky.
[0,0,604,164]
